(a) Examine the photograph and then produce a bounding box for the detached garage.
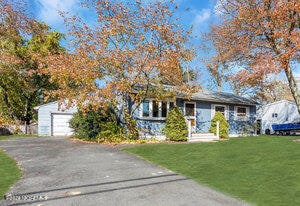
[34,102,77,136]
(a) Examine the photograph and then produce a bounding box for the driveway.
[0,137,248,206]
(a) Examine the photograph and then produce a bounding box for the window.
[161,102,167,117]
[215,106,225,116]
[141,100,175,118]
[185,103,195,116]
[234,106,249,120]
[153,101,159,117]
[212,104,229,120]
[142,100,150,117]
[272,113,278,118]
[169,102,175,110]
[236,107,247,117]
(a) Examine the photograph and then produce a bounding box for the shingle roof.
[132,84,258,105]
[190,90,259,105]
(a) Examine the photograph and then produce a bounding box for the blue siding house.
[134,90,258,140]
[35,90,257,140]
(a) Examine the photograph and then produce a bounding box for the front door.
[184,102,196,133]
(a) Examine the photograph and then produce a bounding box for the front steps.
[188,133,219,142]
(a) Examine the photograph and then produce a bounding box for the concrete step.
[188,133,219,142]
[191,133,216,138]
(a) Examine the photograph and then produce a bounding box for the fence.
[0,124,38,135]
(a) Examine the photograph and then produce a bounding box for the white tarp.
[257,100,300,134]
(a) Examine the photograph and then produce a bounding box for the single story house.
[257,100,300,134]
[35,90,258,139]
[134,90,258,139]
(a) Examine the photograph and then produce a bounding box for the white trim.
[184,101,196,134]
[158,101,162,118]
[139,117,167,121]
[149,100,153,117]
[50,112,74,115]
[211,104,229,120]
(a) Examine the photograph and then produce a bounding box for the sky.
[29,0,216,31]
[26,0,300,92]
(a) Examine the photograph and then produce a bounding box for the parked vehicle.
[271,122,300,135]
[257,100,300,134]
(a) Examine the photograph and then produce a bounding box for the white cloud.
[194,9,211,25]
[34,0,78,26]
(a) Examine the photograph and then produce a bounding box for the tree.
[229,75,294,104]
[164,106,188,141]
[209,111,229,139]
[182,69,197,83]
[0,0,64,130]
[255,79,294,103]
[42,0,196,135]
[207,0,300,112]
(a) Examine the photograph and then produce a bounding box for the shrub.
[69,106,119,141]
[96,122,127,143]
[209,111,229,139]
[164,106,188,141]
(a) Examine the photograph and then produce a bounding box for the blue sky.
[29,0,217,33]
[27,0,300,92]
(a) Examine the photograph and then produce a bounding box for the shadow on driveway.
[0,137,249,206]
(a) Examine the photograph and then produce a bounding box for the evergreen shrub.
[209,111,229,139]
[164,106,188,141]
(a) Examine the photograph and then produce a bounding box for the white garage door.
[52,114,74,136]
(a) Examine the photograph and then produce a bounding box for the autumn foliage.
[0,0,63,127]
[207,0,300,111]
[41,0,196,134]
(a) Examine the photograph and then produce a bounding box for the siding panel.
[37,102,77,136]
[134,98,256,137]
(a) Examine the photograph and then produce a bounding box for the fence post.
[188,119,192,139]
[216,121,220,140]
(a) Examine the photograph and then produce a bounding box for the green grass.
[0,150,21,200]
[123,135,300,206]
[0,135,31,200]
[0,134,39,141]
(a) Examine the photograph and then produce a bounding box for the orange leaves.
[207,0,299,94]
[39,0,195,113]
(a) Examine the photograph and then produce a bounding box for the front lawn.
[0,134,39,141]
[123,135,300,206]
[0,150,21,200]
[0,135,31,200]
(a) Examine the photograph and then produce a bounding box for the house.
[257,100,300,134]
[34,101,77,136]
[35,90,258,139]
[133,90,258,140]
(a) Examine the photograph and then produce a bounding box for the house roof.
[189,90,259,106]
[132,84,258,106]
[34,101,58,110]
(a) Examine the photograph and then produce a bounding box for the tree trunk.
[25,121,28,134]
[118,93,138,139]
[284,65,300,114]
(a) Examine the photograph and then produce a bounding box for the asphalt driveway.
[0,137,248,206]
